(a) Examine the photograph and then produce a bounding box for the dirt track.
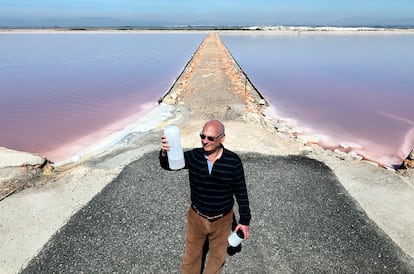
[161,32,266,123]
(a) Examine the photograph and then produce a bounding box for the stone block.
[0,147,46,168]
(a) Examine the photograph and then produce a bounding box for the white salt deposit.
[55,103,174,166]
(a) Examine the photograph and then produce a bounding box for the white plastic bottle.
[228,229,244,247]
[164,125,185,170]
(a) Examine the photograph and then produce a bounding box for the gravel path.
[22,152,414,273]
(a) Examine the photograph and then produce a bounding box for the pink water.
[0,32,204,162]
[222,32,414,168]
[1,32,413,168]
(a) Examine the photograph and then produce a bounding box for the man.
[159,119,251,274]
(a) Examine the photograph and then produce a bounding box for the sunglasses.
[199,133,223,142]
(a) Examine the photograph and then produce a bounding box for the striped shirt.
[160,145,251,225]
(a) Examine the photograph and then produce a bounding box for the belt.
[191,204,232,222]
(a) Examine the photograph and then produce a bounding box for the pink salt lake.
[1,31,413,168]
[222,32,414,168]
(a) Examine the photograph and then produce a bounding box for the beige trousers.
[181,207,233,274]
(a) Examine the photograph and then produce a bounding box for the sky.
[1,0,414,27]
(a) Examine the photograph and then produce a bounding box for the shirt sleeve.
[159,149,189,170]
[159,150,170,170]
[233,159,251,226]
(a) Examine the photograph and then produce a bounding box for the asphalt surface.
[21,151,414,273]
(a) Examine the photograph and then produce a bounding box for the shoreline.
[1,26,414,34]
[263,103,413,169]
[46,102,172,166]
[1,29,413,170]
[1,94,406,171]
[1,28,413,169]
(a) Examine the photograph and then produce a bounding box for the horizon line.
[2,24,414,31]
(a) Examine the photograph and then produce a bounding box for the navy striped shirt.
[160,146,251,225]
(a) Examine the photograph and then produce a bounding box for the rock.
[0,147,46,168]
[170,93,178,100]
[408,149,414,160]
[0,147,48,183]
[403,159,414,169]
[275,126,289,133]
[287,127,305,135]
[42,162,54,175]
[334,149,349,159]
[348,151,364,161]
[340,142,362,149]
[362,160,379,167]
[384,166,396,172]
[299,146,314,154]
[277,118,292,125]
[296,135,321,145]
[398,149,414,170]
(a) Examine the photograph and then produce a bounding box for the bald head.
[200,120,226,153]
[202,120,225,136]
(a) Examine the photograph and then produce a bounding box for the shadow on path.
[22,151,414,273]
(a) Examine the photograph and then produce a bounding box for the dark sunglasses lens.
[199,134,215,141]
